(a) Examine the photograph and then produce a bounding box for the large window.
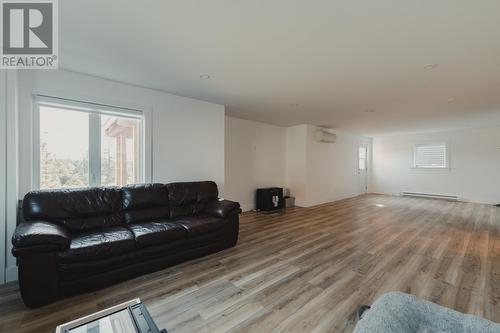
[413,143,448,169]
[35,96,144,189]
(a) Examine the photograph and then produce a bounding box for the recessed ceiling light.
[424,64,438,70]
[199,74,211,79]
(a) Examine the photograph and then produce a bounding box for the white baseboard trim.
[239,202,254,212]
[6,265,17,282]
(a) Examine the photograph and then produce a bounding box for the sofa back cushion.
[121,183,170,223]
[23,187,123,231]
[166,181,218,218]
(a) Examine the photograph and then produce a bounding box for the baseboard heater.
[401,192,458,201]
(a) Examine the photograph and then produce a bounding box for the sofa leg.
[18,253,59,308]
[357,305,371,320]
[228,214,240,247]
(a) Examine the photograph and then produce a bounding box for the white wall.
[150,94,224,186]
[285,124,370,207]
[226,121,368,210]
[285,125,309,207]
[370,126,500,204]
[225,117,286,211]
[17,69,225,197]
[0,71,6,283]
[305,126,369,206]
[4,71,19,283]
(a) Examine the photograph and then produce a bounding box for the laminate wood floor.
[1,194,500,333]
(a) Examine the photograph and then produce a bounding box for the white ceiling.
[60,0,500,136]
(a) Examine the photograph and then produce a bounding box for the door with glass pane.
[357,143,368,194]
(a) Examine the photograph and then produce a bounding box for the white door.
[357,144,368,195]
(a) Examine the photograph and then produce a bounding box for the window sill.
[410,167,451,170]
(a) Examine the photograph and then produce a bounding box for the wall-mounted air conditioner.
[315,128,336,143]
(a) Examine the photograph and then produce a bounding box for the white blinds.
[414,143,447,168]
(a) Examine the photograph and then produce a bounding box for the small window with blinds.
[413,143,448,169]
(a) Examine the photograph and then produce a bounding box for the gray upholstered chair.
[354,292,500,333]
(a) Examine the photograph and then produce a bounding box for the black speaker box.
[256,187,284,211]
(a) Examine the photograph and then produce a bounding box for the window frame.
[33,95,146,189]
[412,142,449,170]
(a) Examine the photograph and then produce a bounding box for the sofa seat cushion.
[128,221,187,248]
[174,214,227,237]
[58,226,135,263]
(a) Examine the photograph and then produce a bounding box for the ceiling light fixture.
[424,64,438,70]
[199,74,211,79]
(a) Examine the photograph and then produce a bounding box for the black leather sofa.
[11,181,240,308]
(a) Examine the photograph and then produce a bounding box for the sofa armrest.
[12,221,70,254]
[204,199,241,218]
